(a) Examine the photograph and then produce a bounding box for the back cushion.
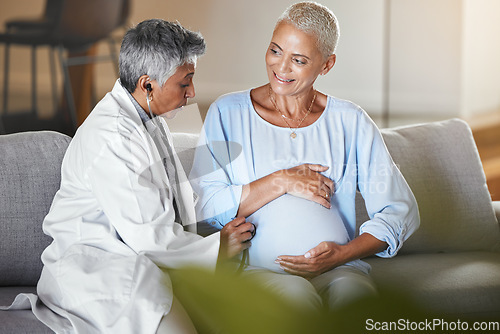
[0,131,71,285]
[356,118,500,254]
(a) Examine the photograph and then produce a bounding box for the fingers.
[239,222,256,251]
[312,194,331,209]
[323,177,335,194]
[292,188,332,209]
[304,241,330,259]
[303,164,335,193]
[240,222,256,241]
[225,216,246,228]
[306,164,329,172]
[319,183,332,200]
[308,177,334,208]
[275,255,315,277]
[275,254,304,264]
[250,223,256,237]
[275,243,333,278]
[228,220,255,242]
[224,218,255,235]
[220,218,256,259]
[287,164,335,207]
[277,242,331,265]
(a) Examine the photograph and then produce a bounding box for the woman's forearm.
[236,164,334,218]
[236,170,287,218]
[335,233,388,265]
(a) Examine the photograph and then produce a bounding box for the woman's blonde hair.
[277,1,339,58]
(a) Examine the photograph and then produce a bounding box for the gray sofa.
[1,118,499,333]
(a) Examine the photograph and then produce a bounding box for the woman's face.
[266,22,332,97]
[151,62,196,115]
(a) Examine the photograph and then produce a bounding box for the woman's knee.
[244,269,322,310]
[312,266,377,310]
[269,274,322,310]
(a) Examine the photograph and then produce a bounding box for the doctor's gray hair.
[277,1,339,58]
[119,19,206,93]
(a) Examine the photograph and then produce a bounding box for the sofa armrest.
[493,201,500,223]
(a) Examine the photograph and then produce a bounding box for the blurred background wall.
[1,0,500,126]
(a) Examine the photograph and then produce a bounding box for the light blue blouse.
[190,89,419,273]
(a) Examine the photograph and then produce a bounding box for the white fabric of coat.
[3,80,220,333]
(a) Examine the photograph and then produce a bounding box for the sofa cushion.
[366,251,500,319]
[356,119,500,254]
[0,131,71,285]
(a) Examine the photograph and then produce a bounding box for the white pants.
[242,265,377,311]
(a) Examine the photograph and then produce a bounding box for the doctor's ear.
[136,75,153,93]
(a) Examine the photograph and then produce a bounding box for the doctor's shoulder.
[75,105,139,151]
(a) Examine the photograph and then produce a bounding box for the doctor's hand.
[218,217,255,261]
[278,164,334,209]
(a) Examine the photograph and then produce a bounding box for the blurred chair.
[0,0,127,134]
[107,0,132,71]
[0,0,63,134]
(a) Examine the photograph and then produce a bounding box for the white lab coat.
[4,80,220,333]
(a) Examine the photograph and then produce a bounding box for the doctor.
[27,19,255,333]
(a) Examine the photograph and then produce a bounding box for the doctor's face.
[151,62,196,115]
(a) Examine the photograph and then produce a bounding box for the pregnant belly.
[246,195,349,273]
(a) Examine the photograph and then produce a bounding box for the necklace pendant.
[290,132,297,139]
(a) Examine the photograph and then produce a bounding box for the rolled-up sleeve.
[355,113,420,257]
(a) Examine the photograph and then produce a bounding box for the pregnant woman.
[190,1,419,311]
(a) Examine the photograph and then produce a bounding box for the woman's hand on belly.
[275,234,389,279]
[275,241,344,279]
[237,164,334,218]
[246,195,349,272]
[278,164,334,209]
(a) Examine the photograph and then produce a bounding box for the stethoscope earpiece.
[146,83,154,119]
